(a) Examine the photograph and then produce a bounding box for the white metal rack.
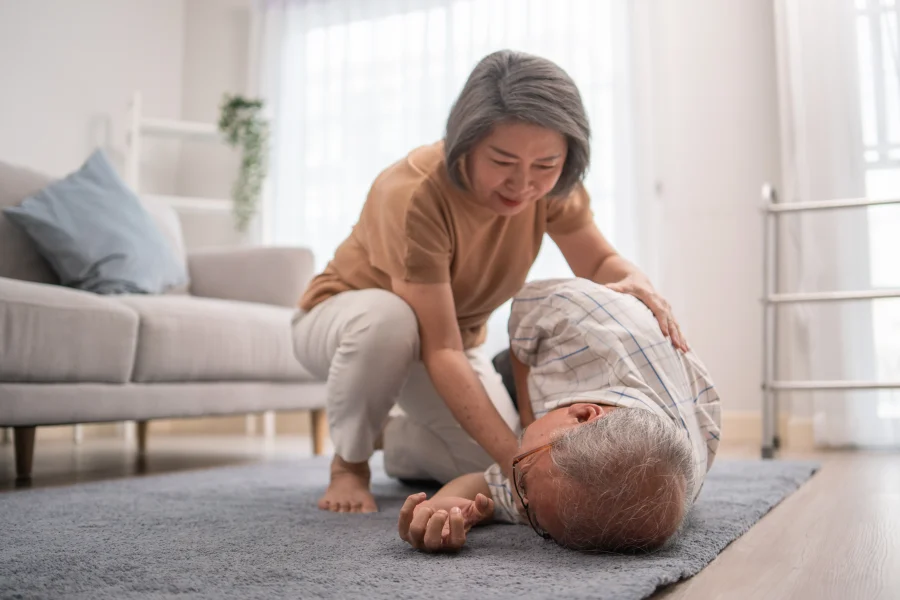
[761,184,900,458]
[125,91,233,215]
[100,92,249,447]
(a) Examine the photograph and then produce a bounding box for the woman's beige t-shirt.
[299,141,594,349]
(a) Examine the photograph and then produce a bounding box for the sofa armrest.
[187,246,315,308]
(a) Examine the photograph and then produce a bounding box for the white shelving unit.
[115,91,255,446]
[760,184,900,458]
[125,90,233,215]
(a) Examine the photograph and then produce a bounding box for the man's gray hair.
[444,50,591,198]
[549,408,695,553]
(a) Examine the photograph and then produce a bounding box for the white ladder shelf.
[125,91,233,215]
[761,184,900,458]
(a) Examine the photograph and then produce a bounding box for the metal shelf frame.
[761,184,900,458]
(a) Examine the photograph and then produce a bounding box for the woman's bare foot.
[318,455,378,513]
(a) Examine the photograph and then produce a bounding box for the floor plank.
[652,449,900,600]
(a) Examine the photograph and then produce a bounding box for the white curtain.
[257,0,638,357]
[774,0,900,447]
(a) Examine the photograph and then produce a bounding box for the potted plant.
[218,94,270,232]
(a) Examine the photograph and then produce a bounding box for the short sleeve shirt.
[299,141,595,348]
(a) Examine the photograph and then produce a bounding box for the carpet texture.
[0,456,818,600]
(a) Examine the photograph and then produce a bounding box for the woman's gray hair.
[549,408,696,553]
[444,50,591,198]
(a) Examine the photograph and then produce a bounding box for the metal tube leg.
[772,391,782,450]
[762,389,776,459]
[761,185,779,459]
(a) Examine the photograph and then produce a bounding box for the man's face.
[464,121,568,216]
[516,403,619,538]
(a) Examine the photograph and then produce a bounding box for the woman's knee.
[349,290,420,355]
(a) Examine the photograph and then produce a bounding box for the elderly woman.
[397,278,722,553]
[292,50,688,514]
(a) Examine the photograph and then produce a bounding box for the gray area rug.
[0,455,818,600]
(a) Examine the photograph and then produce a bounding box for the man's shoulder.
[513,278,620,309]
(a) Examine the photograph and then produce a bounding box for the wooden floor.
[1,434,898,600]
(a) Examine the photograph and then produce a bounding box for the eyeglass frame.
[511,441,556,540]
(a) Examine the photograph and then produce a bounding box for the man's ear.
[568,403,607,423]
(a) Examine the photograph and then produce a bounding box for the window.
[856,0,900,416]
[265,0,636,355]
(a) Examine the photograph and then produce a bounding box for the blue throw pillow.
[3,150,187,294]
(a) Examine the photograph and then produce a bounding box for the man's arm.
[432,473,491,501]
[509,349,536,428]
[401,473,494,523]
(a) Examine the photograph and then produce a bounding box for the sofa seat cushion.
[117,295,315,383]
[0,277,138,383]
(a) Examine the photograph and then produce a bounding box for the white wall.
[176,0,254,250]
[642,0,782,414]
[0,0,784,418]
[0,0,254,250]
[0,0,185,191]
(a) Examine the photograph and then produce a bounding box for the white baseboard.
[20,411,814,451]
[27,410,319,441]
[722,411,814,450]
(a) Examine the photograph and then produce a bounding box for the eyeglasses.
[511,441,555,540]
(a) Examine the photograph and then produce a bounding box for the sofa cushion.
[0,161,60,284]
[117,295,315,383]
[139,195,190,295]
[0,277,139,383]
[3,150,187,295]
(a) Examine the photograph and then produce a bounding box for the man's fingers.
[475,493,491,518]
[423,510,448,551]
[398,493,427,542]
[408,506,434,549]
[447,507,466,549]
[463,493,494,528]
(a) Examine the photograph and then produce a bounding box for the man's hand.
[398,492,494,553]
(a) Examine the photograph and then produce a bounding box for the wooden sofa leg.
[310,409,327,456]
[136,420,149,456]
[14,426,36,481]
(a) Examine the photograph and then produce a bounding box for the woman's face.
[465,121,568,216]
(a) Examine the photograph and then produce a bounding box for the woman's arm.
[550,221,638,284]
[391,278,520,476]
[551,222,689,351]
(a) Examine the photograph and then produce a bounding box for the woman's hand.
[606,275,689,352]
[550,223,689,352]
[398,492,495,553]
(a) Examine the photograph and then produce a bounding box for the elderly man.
[391,278,721,553]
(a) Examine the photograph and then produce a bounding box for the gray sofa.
[0,160,328,480]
